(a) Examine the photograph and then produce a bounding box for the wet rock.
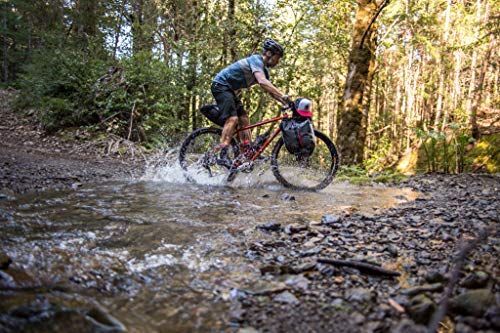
[455,322,475,333]
[363,320,384,332]
[256,221,281,232]
[87,305,126,332]
[284,223,307,235]
[0,270,16,288]
[385,244,399,257]
[280,193,295,201]
[285,275,309,291]
[460,316,491,329]
[401,283,443,296]
[273,291,299,304]
[229,306,246,323]
[321,214,342,226]
[391,319,427,333]
[229,288,248,301]
[290,262,316,274]
[407,294,436,324]
[424,269,448,284]
[299,246,322,257]
[485,306,500,329]
[460,271,489,289]
[0,251,12,270]
[246,281,288,296]
[237,327,260,333]
[449,289,496,317]
[351,311,366,325]
[346,288,373,303]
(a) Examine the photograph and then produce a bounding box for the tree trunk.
[469,36,495,139]
[467,0,489,139]
[336,0,381,165]
[72,0,100,46]
[2,2,7,83]
[130,0,156,55]
[228,0,237,61]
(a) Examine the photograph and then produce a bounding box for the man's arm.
[254,71,290,105]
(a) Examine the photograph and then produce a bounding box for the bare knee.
[225,116,238,126]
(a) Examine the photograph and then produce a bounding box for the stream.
[0,163,418,332]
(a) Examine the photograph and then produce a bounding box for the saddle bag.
[200,104,225,127]
[280,117,316,157]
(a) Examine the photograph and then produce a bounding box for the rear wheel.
[178,127,239,181]
[270,130,339,191]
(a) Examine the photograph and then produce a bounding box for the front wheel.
[270,130,339,191]
[178,127,239,181]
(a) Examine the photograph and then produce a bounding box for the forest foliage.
[1,0,498,171]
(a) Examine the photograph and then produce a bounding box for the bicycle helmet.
[295,98,313,118]
[263,39,284,57]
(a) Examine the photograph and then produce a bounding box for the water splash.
[140,147,279,188]
[141,148,227,186]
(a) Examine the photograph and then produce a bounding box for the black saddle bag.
[200,104,225,127]
[280,117,316,157]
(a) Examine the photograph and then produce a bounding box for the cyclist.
[210,38,292,166]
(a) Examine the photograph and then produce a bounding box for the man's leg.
[237,113,251,144]
[221,116,239,146]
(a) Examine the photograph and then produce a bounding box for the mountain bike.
[178,103,340,191]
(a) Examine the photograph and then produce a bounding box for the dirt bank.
[0,90,144,194]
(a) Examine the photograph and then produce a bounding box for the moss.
[336,166,407,185]
[466,133,500,173]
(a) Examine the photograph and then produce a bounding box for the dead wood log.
[317,258,400,277]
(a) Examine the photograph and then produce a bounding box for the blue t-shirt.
[213,54,270,91]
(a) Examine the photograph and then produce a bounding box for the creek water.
[0,161,418,332]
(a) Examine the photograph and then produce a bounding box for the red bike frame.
[234,113,289,162]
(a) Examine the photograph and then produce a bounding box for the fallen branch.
[127,101,136,141]
[317,258,400,277]
[427,228,490,333]
[388,298,405,313]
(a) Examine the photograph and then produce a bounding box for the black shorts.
[211,82,245,125]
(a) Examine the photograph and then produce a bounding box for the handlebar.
[280,101,296,113]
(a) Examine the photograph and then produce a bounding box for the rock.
[461,316,490,329]
[273,291,299,304]
[424,269,448,284]
[280,193,295,201]
[346,288,373,303]
[0,251,12,270]
[485,306,500,329]
[285,275,309,291]
[299,246,322,257]
[290,262,316,274]
[460,271,489,289]
[0,270,16,288]
[87,305,127,332]
[237,327,260,333]
[407,294,436,324]
[391,319,427,333]
[246,281,288,296]
[351,312,366,324]
[256,221,281,232]
[385,244,399,257]
[321,214,342,225]
[454,322,475,333]
[284,223,307,234]
[449,289,496,317]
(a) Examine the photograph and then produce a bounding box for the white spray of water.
[140,147,280,189]
[140,148,226,186]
